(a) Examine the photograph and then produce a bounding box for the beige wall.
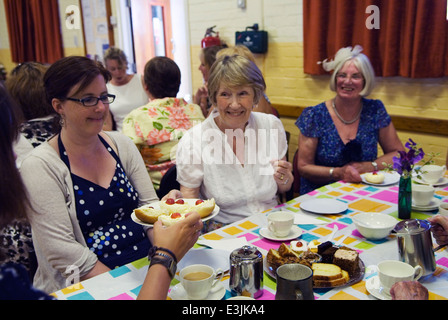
[0,0,446,164]
[187,0,448,165]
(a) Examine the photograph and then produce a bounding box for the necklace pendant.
[332,99,362,125]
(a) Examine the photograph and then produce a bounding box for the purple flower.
[392,139,425,177]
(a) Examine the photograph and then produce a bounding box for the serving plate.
[264,251,365,289]
[131,199,220,227]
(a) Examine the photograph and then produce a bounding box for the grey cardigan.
[20,131,158,293]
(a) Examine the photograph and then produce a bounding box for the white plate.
[168,282,226,300]
[131,199,220,227]
[361,171,400,186]
[412,197,441,211]
[366,275,391,300]
[300,198,348,215]
[176,248,229,273]
[259,225,302,241]
[413,176,448,187]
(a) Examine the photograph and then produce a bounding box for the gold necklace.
[332,99,363,125]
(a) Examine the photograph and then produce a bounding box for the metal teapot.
[394,219,436,276]
[229,245,263,298]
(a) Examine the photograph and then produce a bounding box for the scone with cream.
[365,172,385,184]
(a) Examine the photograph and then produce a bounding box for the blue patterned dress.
[58,134,151,269]
[295,98,391,194]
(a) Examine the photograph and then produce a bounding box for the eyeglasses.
[336,73,364,81]
[66,94,116,107]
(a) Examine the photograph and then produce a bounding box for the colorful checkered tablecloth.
[52,178,448,300]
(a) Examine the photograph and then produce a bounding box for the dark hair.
[0,84,30,231]
[144,56,181,98]
[6,62,55,121]
[44,56,111,104]
[202,44,228,69]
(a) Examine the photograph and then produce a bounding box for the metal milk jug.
[394,219,436,276]
[229,245,263,298]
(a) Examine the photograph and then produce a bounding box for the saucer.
[366,276,391,300]
[259,225,302,241]
[168,282,226,300]
[413,176,448,187]
[412,198,441,211]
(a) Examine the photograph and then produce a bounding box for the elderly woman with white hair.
[296,45,404,194]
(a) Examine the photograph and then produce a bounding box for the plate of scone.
[265,240,365,288]
[131,198,219,227]
[362,171,400,186]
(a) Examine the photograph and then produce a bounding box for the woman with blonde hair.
[177,54,292,231]
[296,45,404,194]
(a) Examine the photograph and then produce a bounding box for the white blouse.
[176,111,288,224]
[107,74,148,131]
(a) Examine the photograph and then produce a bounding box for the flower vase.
[398,175,412,219]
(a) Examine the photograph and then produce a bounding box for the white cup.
[439,202,448,217]
[377,260,423,295]
[412,184,435,206]
[421,165,446,185]
[267,211,294,237]
[179,264,223,299]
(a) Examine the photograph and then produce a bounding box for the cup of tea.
[275,263,314,300]
[412,184,434,206]
[179,264,224,299]
[377,260,423,295]
[267,211,294,237]
[438,202,448,216]
[421,165,446,185]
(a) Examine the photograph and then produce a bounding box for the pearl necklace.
[332,99,363,125]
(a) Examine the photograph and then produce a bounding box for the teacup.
[412,184,434,206]
[421,165,446,185]
[377,260,423,295]
[439,202,448,217]
[267,211,294,237]
[179,264,224,299]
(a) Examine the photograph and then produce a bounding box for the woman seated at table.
[1,83,201,300]
[19,56,160,293]
[296,45,404,194]
[123,56,204,194]
[176,54,293,232]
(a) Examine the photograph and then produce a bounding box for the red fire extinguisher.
[201,26,221,48]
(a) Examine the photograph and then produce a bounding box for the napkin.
[196,238,249,253]
[293,212,327,225]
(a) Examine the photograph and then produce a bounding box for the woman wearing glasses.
[296,46,404,194]
[19,56,201,295]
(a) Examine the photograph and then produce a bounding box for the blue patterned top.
[295,98,391,194]
[58,134,151,269]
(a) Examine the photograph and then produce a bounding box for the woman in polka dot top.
[20,56,159,294]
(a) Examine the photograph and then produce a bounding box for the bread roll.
[193,198,216,219]
[134,206,164,224]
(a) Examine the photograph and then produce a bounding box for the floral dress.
[295,98,391,194]
[123,98,204,190]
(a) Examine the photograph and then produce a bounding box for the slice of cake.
[312,263,350,287]
[333,248,359,274]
